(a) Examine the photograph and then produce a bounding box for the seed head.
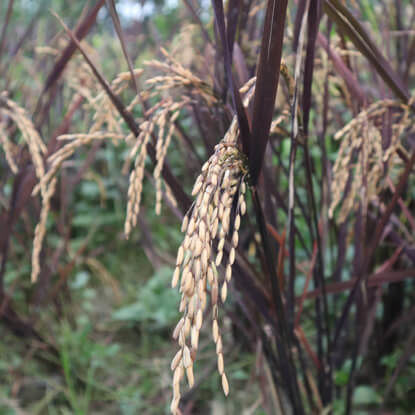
[169,126,249,413]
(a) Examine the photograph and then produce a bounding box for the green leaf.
[112,266,180,329]
[353,385,381,405]
[70,271,90,289]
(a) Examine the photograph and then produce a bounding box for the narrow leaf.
[212,0,251,155]
[249,0,288,185]
[324,0,410,103]
[106,0,139,95]
[43,0,105,94]
[302,0,321,134]
[0,0,14,67]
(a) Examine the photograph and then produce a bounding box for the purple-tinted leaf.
[212,0,251,155]
[249,0,288,185]
[334,150,415,347]
[182,0,212,45]
[226,0,241,60]
[106,0,139,95]
[317,33,367,106]
[302,0,321,134]
[42,0,106,94]
[0,0,14,67]
[324,0,410,103]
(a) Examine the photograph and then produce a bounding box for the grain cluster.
[169,123,248,413]
[329,98,415,222]
[0,93,50,282]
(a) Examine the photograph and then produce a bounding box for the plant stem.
[251,186,305,415]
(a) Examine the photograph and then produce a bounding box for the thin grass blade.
[324,0,410,103]
[106,0,139,95]
[249,0,288,184]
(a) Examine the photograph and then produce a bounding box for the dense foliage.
[0,0,414,414]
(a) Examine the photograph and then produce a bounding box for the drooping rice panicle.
[169,77,257,414]
[0,121,18,173]
[169,129,249,414]
[329,98,415,222]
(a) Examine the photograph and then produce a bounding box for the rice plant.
[0,0,415,414]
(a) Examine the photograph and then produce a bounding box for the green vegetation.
[0,0,415,414]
